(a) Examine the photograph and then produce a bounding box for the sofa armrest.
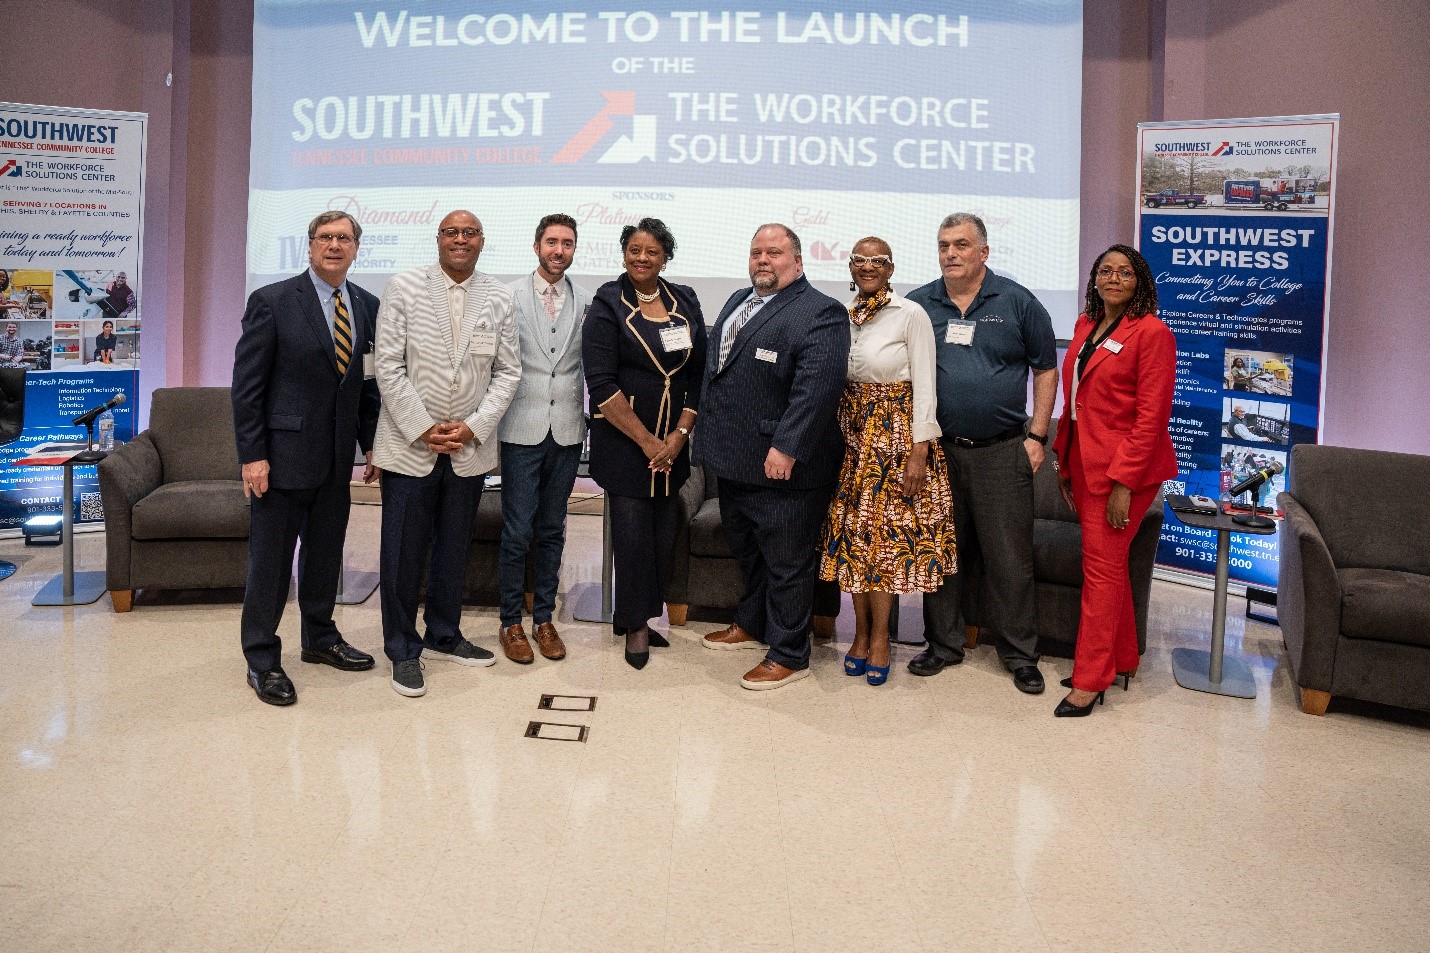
[667,467,706,604]
[1277,492,1342,691]
[98,433,162,590]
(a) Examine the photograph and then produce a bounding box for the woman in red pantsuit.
[1051,245,1177,717]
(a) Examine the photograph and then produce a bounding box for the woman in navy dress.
[583,218,707,668]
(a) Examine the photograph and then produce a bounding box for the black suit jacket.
[694,275,849,490]
[232,271,380,490]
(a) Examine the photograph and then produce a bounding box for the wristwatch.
[676,426,691,437]
[1026,430,1048,445]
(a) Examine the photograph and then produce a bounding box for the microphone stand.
[70,417,106,464]
[1231,477,1275,529]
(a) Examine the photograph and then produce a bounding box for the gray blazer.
[372,264,521,478]
[498,272,592,446]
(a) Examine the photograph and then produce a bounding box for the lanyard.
[1077,313,1126,380]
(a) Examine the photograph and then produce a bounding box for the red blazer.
[1052,311,1178,496]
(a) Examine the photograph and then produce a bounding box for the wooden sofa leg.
[524,592,534,613]
[666,603,688,626]
[110,589,133,613]
[1300,688,1331,716]
[812,614,835,639]
[964,625,979,649]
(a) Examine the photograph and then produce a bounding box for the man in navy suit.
[232,210,381,706]
[696,224,850,690]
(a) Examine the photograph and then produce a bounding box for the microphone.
[1228,459,1284,497]
[72,392,126,428]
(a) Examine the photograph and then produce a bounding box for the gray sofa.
[1277,444,1430,715]
[98,387,249,611]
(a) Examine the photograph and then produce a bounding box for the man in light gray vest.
[497,213,594,663]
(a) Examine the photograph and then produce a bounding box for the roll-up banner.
[0,102,146,533]
[1136,114,1338,589]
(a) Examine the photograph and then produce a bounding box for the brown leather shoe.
[701,623,764,651]
[499,623,534,664]
[740,658,811,691]
[533,622,566,661]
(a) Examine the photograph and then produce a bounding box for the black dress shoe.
[907,648,962,677]
[300,641,376,671]
[1011,665,1045,695]
[247,668,296,706]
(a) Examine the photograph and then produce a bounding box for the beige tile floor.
[2,503,1428,952]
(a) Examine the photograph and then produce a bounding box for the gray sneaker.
[423,637,497,668]
[391,658,426,697]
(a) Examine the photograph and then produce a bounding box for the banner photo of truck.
[1136,115,1339,590]
[1223,177,1320,210]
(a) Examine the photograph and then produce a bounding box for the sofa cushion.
[1033,518,1084,587]
[469,488,504,542]
[1339,568,1430,648]
[689,497,733,558]
[131,481,249,540]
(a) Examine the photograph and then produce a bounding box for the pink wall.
[5,0,1428,452]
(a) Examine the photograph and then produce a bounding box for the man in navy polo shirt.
[906,212,1058,694]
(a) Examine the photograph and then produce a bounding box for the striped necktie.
[718,293,763,369]
[333,287,352,375]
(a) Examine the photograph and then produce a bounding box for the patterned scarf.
[848,287,892,326]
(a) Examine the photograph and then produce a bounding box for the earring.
[849,280,856,291]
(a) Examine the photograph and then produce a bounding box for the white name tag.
[363,352,375,378]
[1102,338,1124,354]
[945,319,976,346]
[659,325,692,352]
[470,329,498,357]
[755,348,778,363]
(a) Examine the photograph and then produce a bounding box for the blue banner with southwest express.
[1136,117,1339,590]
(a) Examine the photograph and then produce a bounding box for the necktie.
[718,293,763,369]
[542,283,557,321]
[333,288,352,375]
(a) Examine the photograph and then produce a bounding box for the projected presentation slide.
[248,2,1083,333]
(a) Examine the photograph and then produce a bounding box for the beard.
[751,270,778,292]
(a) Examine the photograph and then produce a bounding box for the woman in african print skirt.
[818,236,956,686]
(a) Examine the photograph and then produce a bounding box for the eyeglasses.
[438,227,483,240]
[311,233,355,246]
[1096,267,1135,281]
[849,255,893,267]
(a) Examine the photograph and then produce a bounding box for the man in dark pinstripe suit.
[696,224,851,690]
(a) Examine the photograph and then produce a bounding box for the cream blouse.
[844,290,941,444]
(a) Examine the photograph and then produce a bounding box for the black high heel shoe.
[1054,690,1105,717]
[624,626,650,669]
[1060,671,1134,692]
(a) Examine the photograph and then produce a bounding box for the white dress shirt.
[845,290,941,444]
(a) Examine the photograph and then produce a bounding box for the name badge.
[659,325,692,352]
[363,352,375,378]
[1102,338,1124,354]
[470,329,498,357]
[755,348,778,363]
[945,319,976,346]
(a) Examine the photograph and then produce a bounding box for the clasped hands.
[644,430,687,473]
[421,420,476,455]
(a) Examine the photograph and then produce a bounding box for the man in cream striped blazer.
[373,210,521,698]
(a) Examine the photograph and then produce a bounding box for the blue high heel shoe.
[844,654,868,676]
[865,660,891,686]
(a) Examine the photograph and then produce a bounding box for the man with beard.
[495,214,593,664]
[696,224,850,690]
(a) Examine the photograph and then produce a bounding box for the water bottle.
[97,407,115,452]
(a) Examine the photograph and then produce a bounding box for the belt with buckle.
[949,425,1026,449]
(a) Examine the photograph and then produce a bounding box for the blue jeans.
[499,436,582,626]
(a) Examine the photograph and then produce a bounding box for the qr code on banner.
[80,491,104,522]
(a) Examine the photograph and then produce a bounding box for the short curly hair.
[620,217,676,261]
